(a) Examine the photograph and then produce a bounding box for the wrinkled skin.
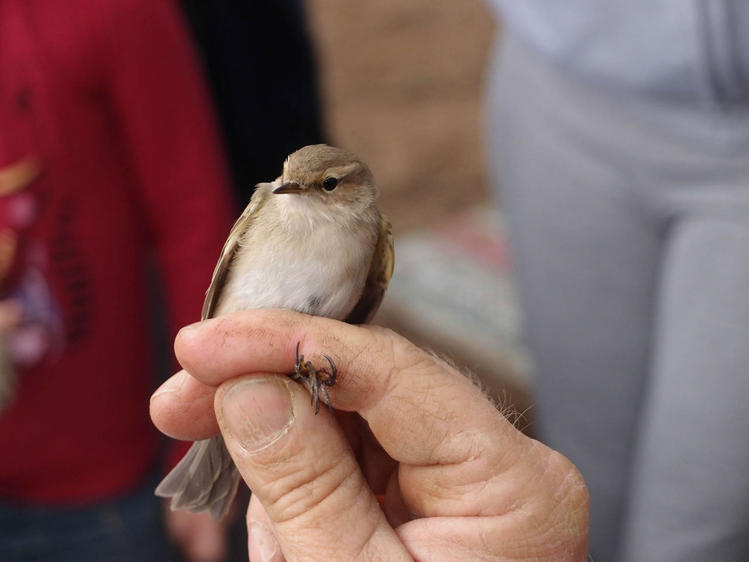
[151,309,589,561]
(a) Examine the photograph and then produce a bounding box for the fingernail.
[220,377,294,453]
[248,522,283,562]
[151,371,187,399]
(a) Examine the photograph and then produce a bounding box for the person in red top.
[0,0,235,560]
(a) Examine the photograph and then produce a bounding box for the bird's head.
[273,145,377,216]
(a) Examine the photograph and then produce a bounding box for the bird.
[155,144,394,519]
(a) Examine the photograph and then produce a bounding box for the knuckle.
[524,446,590,552]
[367,329,439,399]
[544,449,589,511]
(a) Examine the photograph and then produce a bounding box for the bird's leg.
[321,354,337,387]
[292,341,336,415]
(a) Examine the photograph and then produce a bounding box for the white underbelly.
[215,225,371,320]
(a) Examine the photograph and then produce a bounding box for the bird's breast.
[215,220,373,320]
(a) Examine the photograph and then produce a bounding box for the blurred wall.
[306,0,496,233]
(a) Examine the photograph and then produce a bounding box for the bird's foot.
[291,341,337,414]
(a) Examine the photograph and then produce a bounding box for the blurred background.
[4,0,749,561]
[308,0,492,232]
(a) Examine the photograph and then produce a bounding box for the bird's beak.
[273,182,304,194]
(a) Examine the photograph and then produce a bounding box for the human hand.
[151,309,589,561]
[163,502,229,562]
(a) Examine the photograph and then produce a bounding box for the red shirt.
[0,0,234,503]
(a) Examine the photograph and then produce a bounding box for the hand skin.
[150,309,589,561]
[163,503,229,562]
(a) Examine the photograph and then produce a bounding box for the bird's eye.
[322,177,338,191]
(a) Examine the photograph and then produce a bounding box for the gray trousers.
[487,36,749,562]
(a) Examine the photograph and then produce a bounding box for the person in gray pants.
[485,3,749,560]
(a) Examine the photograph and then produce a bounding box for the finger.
[247,495,284,562]
[164,507,228,562]
[214,374,411,561]
[396,515,589,562]
[150,370,219,440]
[151,371,398,497]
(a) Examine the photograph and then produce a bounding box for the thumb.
[164,507,227,562]
[214,375,411,561]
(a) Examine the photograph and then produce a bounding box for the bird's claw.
[292,341,337,414]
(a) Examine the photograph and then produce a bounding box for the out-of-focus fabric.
[0,474,169,562]
[487,35,749,561]
[486,0,749,104]
[181,0,326,206]
[0,0,233,503]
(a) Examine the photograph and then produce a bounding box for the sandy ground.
[306,0,497,234]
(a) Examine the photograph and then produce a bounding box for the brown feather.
[344,214,394,324]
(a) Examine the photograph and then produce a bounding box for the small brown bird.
[156,144,394,518]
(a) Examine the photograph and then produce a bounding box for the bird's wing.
[345,214,394,324]
[201,184,271,320]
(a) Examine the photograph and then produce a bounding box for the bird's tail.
[155,435,240,520]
